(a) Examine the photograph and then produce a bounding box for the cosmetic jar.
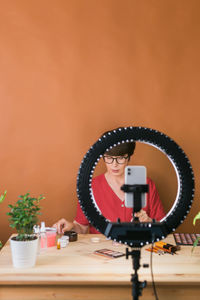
[60,236,69,248]
[64,231,78,242]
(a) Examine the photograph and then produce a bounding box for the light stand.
[121,183,149,300]
[104,184,166,298]
[77,126,195,300]
[126,247,148,300]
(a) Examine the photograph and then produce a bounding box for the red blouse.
[75,174,165,233]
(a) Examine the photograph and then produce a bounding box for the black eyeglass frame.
[103,155,130,164]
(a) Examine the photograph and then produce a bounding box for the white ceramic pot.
[10,237,38,268]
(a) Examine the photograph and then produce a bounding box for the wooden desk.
[0,234,200,300]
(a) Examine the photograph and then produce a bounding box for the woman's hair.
[101,128,136,157]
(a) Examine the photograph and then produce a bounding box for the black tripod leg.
[126,248,147,300]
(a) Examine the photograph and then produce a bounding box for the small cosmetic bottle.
[57,239,61,249]
[33,225,41,254]
[40,221,47,251]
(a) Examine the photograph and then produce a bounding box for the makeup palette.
[173,233,200,246]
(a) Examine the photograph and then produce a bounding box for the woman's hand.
[52,218,74,234]
[134,209,152,222]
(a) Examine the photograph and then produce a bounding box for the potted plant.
[0,190,7,249]
[192,211,200,252]
[7,192,45,268]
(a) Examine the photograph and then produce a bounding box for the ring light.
[77,127,195,247]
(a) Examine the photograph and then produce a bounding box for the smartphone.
[124,166,147,208]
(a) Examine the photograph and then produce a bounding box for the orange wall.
[1,0,200,245]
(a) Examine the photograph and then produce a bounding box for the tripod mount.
[121,183,149,300]
[121,183,149,221]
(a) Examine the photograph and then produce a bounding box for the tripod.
[121,184,149,300]
[126,246,149,300]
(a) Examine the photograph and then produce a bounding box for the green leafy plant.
[192,211,200,252]
[7,192,45,241]
[0,190,7,248]
[0,190,7,204]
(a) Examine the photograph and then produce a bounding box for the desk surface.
[0,234,200,300]
[0,234,200,284]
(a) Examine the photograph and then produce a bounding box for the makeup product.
[57,239,61,249]
[45,227,57,247]
[173,233,200,246]
[94,248,125,258]
[155,241,178,254]
[40,222,47,250]
[33,225,41,254]
[60,236,69,248]
[91,237,100,243]
[64,231,78,242]
[146,247,164,255]
[146,241,180,255]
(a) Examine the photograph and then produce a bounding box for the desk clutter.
[34,223,57,249]
[57,236,69,249]
[57,231,78,248]
[173,233,200,246]
[33,223,78,250]
[146,241,180,255]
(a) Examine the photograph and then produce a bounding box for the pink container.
[40,235,47,249]
[46,228,57,247]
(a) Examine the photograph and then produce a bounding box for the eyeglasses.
[103,155,129,164]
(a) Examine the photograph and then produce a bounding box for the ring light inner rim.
[89,140,180,224]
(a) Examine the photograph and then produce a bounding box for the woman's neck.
[104,172,125,201]
[105,172,124,185]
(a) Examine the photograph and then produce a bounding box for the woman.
[53,138,165,234]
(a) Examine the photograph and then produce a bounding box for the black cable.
[150,237,159,300]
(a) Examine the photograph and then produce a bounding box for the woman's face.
[103,154,130,177]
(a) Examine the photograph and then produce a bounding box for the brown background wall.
[0,0,200,245]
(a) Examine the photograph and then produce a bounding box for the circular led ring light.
[77,127,195,246]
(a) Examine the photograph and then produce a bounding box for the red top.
[75,174,165,234]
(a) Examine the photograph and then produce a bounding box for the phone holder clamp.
[121,184,149,215]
